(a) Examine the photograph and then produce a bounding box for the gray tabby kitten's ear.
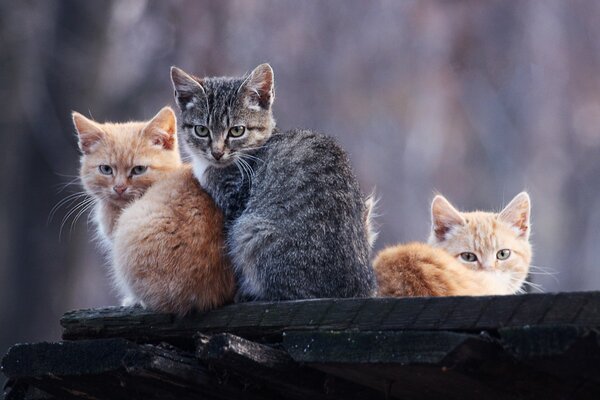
[239,63,274,110]
[431,195,465,241]
[170,66,206,111]
[499,192,531,239]
[72,111,104,154]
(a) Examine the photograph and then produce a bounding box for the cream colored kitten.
[374,192,532,296]
[74,107,235,313]
[73,107,182,251]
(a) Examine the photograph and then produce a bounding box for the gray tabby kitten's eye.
[460,252,478,262]
[131,166,147,176]
[228,125,246,138]
[496,249,511,260]
[193,125,210,138]
[98,165,113,175]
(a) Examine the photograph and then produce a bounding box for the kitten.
[170,64,377,301]
[374,192,532,296]
[73,107,182,250]
[74,107,234,313]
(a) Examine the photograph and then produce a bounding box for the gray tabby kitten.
[170,64,377,300]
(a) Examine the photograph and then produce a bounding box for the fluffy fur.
[113,165,235,314]
[75,107,234,313]
[171,64,377,300]
[374,192,532,296]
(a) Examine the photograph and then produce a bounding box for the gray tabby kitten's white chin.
[192,157,211,187]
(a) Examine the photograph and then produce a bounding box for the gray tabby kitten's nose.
[212,150,224,160]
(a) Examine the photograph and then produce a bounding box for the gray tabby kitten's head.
[170,64,275,168]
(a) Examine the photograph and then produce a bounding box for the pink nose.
[212,150,224,160]
[113,185,127,195]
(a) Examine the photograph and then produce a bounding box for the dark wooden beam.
[61,292,600,343]
[196,333,382,400]
[282,329,600,400]
[1,339,278,400]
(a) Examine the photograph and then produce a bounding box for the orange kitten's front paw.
[121,296,145,308]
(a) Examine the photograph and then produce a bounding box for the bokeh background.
[2,0,600,383]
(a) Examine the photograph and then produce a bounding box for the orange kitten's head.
[428,192,532,293]
[73,107,182,208]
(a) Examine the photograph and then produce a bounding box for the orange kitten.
[374,192,532,296]
[74,108,234,313]
[73,107,182,251]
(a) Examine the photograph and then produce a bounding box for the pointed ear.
[143,106,177,150]
[239,63,274,110]
[431,195,465,241]
[72,111,104,154]
[499,192,531,239]
[170,66,205,111]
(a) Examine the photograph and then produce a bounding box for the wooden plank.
[3,381,58,400]
[1,339,273,400]
[284,329,600,399]
[541,292,589,324]
[61,293,600,343]
[499,325,600,384]
[197,333,381,400]
[282,330,497,365]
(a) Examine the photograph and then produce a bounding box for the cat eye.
[228,125,246,138]
[98,165,113,175]
[460,252,478,262]
[131,166,148,176]
[497,249,511,260]
[193,125,210,138]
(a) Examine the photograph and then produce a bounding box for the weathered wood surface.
[3,337,374,400]
[196,333,380,400]
[1,339,248,400]
[61,292,600,343]
[4,293,600,399]
[283,328,600,399]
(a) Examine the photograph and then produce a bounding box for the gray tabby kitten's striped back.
[171,64,377,300]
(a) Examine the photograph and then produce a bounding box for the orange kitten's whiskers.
[53,176,81,193]
[59,196,97,241]
[521,279,545,293]
[48,191,89,225]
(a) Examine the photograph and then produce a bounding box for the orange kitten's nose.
[113,185,127,195]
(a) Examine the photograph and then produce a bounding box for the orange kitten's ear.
[170,66,205,111]
[499,192,531,239]
[240,63,274,110]
[72,112,104,154]
[431,195,465,241]
[143,107,177,150]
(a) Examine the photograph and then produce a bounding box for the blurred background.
[2,0,600,383]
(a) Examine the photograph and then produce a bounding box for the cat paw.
[121,297,145,308]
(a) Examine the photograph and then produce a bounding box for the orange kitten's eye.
[194,125,210,138]
[497,249,511,260]
[98,165,113,175]
[460,252,478,262]
[131,166,148,176]
[228,125,246,138]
